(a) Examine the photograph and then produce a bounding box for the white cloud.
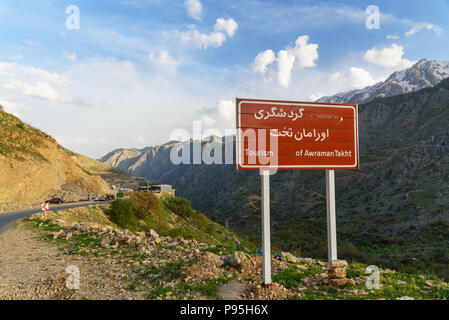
[9,54,24,61]
[176,25,227,49]
[405,23,443,37]
[149,50,181,73]
[277,50,296,88]
[252,35,319,88]
[214,18,238,37]
[0,100,28,117]
[310,93,325,102]
[176,17,238,50]
[252,50,275,73]
[329,72,341,82]
[0,62,70,102]
[198,99,235,132]
[349,67,377,88]
[217,99,234,121]
[201,115,216,126]
[364,44,414,69]
[4,80,60,101]
[134,134,146,147]
[290,35,319,68]
[386,35,399,40]
[185,0,202,21]
[62,51,77,60]
[0,62,14,75]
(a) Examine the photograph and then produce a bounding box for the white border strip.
[236,100,359,169]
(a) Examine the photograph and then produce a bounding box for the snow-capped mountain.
[318,59,449,104]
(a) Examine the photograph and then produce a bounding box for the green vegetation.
[64,148,145,186]
[106,199,141,231]
[0,108,51,161]
[273,265,323,288]
[21,202,449,300]
[102,194,255,253]
[163,196,195,219]
[130,191,161,219]
[289,261,449,300]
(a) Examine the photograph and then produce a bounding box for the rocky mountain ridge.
[0,107,110,212]
[99,78,449,279]
[318,59,449,104]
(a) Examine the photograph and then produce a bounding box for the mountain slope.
[0,107,110,212]
[100,78,449,279]
[319,59,449,104]
[65,149,146,188]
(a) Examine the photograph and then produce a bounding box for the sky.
[0,0,448,158]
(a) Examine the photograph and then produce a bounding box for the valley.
[98,64,449,280]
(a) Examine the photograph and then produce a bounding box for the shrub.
[130,191,160,219]
[106,199,140,230]
[169,226,196,239]
[163,196,194,218]
[205,223,216,234]
[190,210,209,229]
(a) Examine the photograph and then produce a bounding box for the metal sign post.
[260,169,271,285]
[236,98,359,285]
[326,169,337,264]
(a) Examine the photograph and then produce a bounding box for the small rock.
[52,230,64,239]
[425,280,434,287]
[149,229,159,239]
[138,220,147,227]
[223,253,241,268]
[303,258,314,265]
[100,237,111,247]
[329,278,349,287]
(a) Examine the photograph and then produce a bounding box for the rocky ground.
[1,207,448,300]
[0,222,146,299]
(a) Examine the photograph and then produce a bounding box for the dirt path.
[0,221,145,300]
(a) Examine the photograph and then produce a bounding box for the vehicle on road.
[45,198,64,204]
[96,194,115,201]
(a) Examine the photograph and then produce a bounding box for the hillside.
[2,197,448,300]
[318,59,449,104]
[65,149,147,188]
[100,78,449,280]
[0,107,110,212]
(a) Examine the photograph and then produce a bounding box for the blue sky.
[0,0,448,158]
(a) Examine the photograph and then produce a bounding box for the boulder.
[202,252,223,267]
[223,251,246,268]
[328,267,346,279]
[281,252,300,263]
[329,260,348,268]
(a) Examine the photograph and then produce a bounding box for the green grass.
[190,276,236,299]
[273,265,324,289]
[0,109,51,161]
[21,214,449,300]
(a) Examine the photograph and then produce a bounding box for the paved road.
[0,201,103,235]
